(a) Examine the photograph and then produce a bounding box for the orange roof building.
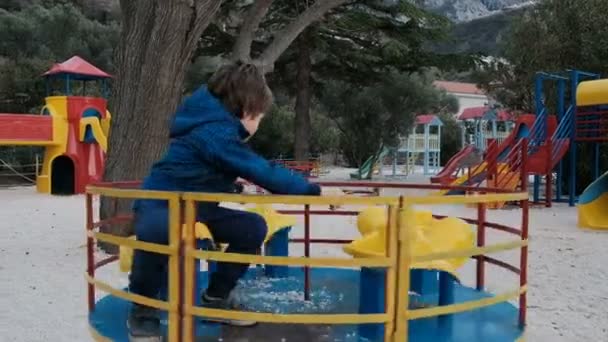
[433,80,489,117]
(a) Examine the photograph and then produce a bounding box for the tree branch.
[232,0,274,62]
[184,0,225,55]
[257,0,350,72]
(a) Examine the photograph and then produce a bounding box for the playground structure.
[397,115,443,176]
[575,79,608,229]
[86,180,529,342]
[432,70,604,209]
[459,106,514,151]
[0,56,111,195]
[272,156,323,178]
[351,115,443,179]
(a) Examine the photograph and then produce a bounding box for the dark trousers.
[128,204,268,300]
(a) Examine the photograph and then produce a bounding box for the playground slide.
[80,117,108,153]
[433,116,532,188]
[430,145,476,184]
[495,117,532,160]
[436,162,488,196]
[527,139,570,174]
[578,171,608,230]
[438,159,523,196]
[350,146,390,180]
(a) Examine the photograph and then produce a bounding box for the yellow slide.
[578,171,608,230]
[79,117,108,152]
[344,207,475,278]
[467,165,520,209]
[436,162,488,196]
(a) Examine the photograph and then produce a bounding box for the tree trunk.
[294,28,312,161]
[99,0,222,253]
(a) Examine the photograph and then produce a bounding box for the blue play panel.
[89,267,524,341]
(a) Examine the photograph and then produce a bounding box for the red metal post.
[519,198,529,326]
[304,204,311,301]
[476,203,486,291]
[519,138,529,326]
[520,139,529,208]
[86,194,95,312]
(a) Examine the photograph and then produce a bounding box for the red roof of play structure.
[459,107,514,121]
[459,106,489,120]
[496,110,513,121]
[43,56,111,78]
[416,115,437,125]
[458,106,513,121]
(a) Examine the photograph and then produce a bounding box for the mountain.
[420,0,536,22]
[431,7,527,56]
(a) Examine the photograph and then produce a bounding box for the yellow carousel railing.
[180,192,401,341]
[85,184,529,342]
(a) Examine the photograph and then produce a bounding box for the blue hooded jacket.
[135,86,320,212]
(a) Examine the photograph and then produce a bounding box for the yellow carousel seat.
[343,206,474,278]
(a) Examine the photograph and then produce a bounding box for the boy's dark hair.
[208,62,273,118]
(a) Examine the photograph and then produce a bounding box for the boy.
[127,63,321,341]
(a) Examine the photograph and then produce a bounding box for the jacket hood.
[169,86,249,139]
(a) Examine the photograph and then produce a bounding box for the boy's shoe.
[201,293,257,327]
[127,304,162,341]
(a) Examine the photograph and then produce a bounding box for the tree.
[0,3,118,113]
[276,0,466,160]
[248,103,339,159]
[198,1,473,160]
[100,0,350,246]
[320,71,455,167]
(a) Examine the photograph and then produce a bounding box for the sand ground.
[0,169,607,341]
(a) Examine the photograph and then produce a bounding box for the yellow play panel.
[577,79,608,106]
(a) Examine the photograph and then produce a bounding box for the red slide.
[431,145,477,184]
[431,114,538,185]
[527,138,570,174]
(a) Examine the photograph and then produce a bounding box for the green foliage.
[203,0,473,94]
[249,105,295,158]
[437,111,461,165]
[320,71,457,167]
[0,3,119,113]
[249,105,339,159]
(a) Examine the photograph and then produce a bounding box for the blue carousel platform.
[89,267,524,342]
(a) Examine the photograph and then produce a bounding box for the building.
[433,81,489,116]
